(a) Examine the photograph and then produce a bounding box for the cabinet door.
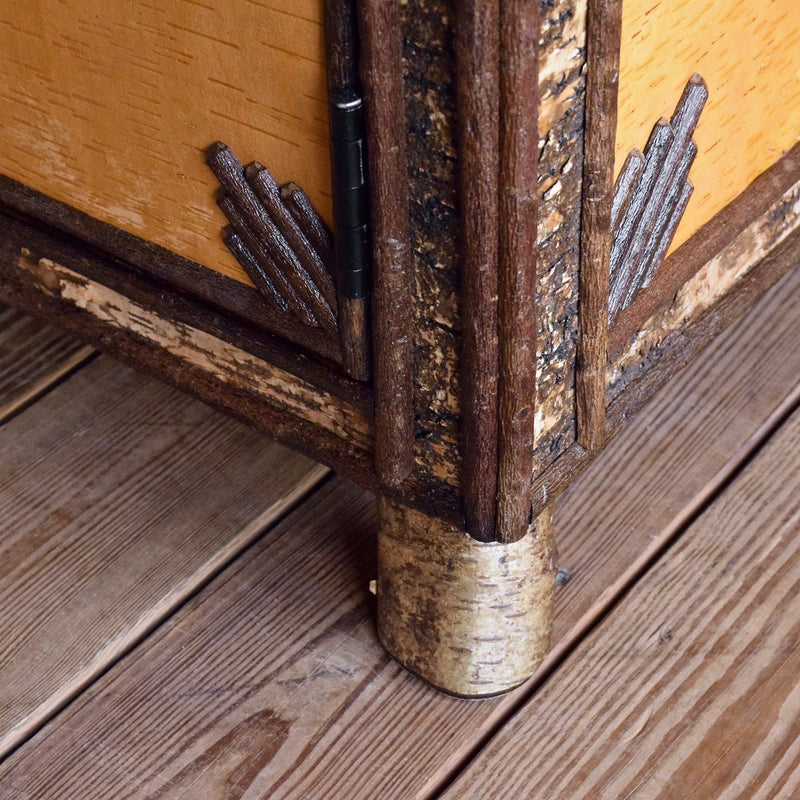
[0,0,331,287]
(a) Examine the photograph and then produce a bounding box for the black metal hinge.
[330,88,370,301]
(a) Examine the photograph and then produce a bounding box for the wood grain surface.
[0,477,380,799]
[0,0,330,287]
[0,356,327,758]
[0,304,93,423]
[617,0,800,254]
[4,248,800,797]
[443,401,800,799]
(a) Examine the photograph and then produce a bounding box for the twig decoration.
[206,142,338,336]
[609,74,708,321]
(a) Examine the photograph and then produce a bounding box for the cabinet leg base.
[376,498,556,697]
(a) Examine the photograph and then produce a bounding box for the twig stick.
[281,182,336,270]
[245,162,338,313]
[611,150,645,235]
[222,227,288,312]
[207,143,338,336]
[576,0,623,451]
[610,120,674,309]
[641,178,694,289]
[609,76,708,317]
[635,142,697,296]
[324,0,359,92]
[495,0,540,543]
[456,0,501,541]
[218,192,317,328]
[338,296,371,381]
[358,0,413,483]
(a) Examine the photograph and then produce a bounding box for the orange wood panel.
[616,0,800,252]
[0,0,331,285]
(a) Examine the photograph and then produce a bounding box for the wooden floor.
[1,263,800,798]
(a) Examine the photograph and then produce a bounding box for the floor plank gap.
[0,305,95,424]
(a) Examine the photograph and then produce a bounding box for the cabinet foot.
[376,498,556,697]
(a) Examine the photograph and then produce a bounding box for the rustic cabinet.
[1,0,798,695]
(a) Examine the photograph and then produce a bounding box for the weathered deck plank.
[2,262,800,796]
[0,304,93,423]
[550,258,800,648]
[442,406,800,799]
[0,477,379,798]
[0,357,327,758]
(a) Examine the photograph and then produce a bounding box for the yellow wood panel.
[616,0,800,252]
[0,0,331,285]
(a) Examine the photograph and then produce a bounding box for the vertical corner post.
[455,0,502,542]
[496,0,540,543]
[358,0,415,485]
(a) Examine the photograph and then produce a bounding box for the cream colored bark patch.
[16,250,371,450]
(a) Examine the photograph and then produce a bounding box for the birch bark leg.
[376,498,556,697]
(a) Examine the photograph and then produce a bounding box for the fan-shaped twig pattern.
[206,142,338,337]
[609,74,708,321]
